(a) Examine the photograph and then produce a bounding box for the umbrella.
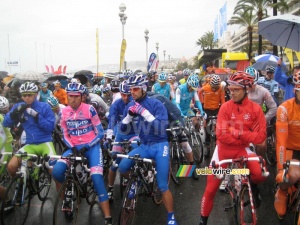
[73,74,88,84]
[46,75,68,82]
[258,14,300,51]
[252,54,287,72]
[0,71,8,79]
[14,70,46,82]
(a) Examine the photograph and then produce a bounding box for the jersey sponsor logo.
[66,119,89,127]
[163,145,169,157]
[243,113,251,121]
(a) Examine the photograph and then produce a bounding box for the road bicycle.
[111,140,140,198]
[280,160,300,224]
[212,156,269,225]
[206,115,217,155]
[264,122,276,166]
[52,127,67,155]
[115,154,162,225]
[184,115,203,163]
[0,153,13,210]
[167,126,187,185]
[0,152,52,225]
[49,153,97,225]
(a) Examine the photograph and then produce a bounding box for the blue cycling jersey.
[152,83,171,99]
[257,77,279,96]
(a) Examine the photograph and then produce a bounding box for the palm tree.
[196,31,216,50]
[228,8,257,61]
[234,0,288,55]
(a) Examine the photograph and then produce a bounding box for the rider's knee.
[52,161,67,183]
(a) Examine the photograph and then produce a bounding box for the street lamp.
[119,3,127,70]
[163,50,166,70]
[156,42,159,56]
[144,29,149,72]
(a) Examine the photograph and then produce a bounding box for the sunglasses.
[228,87,243,93]
[22,94,35,97]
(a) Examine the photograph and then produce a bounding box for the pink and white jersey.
[60,103,101,146]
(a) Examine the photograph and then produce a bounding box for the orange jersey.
[198,84,225,110]
[276,98,300,169]
[53,88,68,105]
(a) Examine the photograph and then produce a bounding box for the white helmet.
[0,96,9,110]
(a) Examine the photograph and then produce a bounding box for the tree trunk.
[272,0,278,56]
[249,30,253,61]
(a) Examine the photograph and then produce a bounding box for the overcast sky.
[0,0,238,73]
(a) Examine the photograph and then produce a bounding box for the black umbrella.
[46,75,68,82]
[73,74,88,84]
[74,70,93,76]
[0,71,9,79]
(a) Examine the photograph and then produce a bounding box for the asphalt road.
[7,157,296,225]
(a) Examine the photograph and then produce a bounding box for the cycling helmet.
[123,69,134,78]
[265,66,275,73]
[228,71,253,88]
[157,72,168,82]
[47,96,59,108]
[41,83,48,88]
[127,74,148,91]
[293,71,300,85]
[119,80,131,94]
[210,74,221,86]
[110,80,120,93]
[19,82,39,94]
[186,74,199,90]
[245,66,259,82]
[0,96,9,110]
[83,86,89,95]
[183,68,191,76]
[53,80,61,87]
[65,82,85,95]
[92,86,102,95]
[103,86,111,94]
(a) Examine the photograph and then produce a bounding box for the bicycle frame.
[212,156,269,225]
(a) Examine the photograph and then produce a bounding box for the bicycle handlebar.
[112,154,155,167]
[112,140,140,145]
[283,160,300,183]
[212,156,269,178]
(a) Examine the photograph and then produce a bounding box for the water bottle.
[128,181,136,199]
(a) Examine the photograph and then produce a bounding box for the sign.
[119,39,127,72]
[7,61,19,67]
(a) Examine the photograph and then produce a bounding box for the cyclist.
[148,91,198,180]
[52,82,112,225]
[199,72,268,225]
[275,58,300,101]
[46,96,66,126]
[106,80,139,201]
[198,74,225,155]
[38,82,53,102]
[152,72,171,99]
[118,73,178,225]
[110,79,121,104]
[257,66,279,105]
[3,82,56,177]
[176,74,205,117]
[147,71,156,92]
[53,81,68,105]
[274,72,300,219]
[179,68,191,84]
[0,96,13,199]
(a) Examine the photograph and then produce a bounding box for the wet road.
[19,157,294,225]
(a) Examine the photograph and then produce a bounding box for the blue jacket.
[4,99,55,144]
[274,66,294,101]
[121,95,168,145]
[152,83,171,99]
[108,97,136,135]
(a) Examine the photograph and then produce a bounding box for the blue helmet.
[100,79,105,85]
[123,69,134,79]
[245,66,259,82]
[157,72,168,82]
[119,80,131,94]
[47,96,59,108]
[66,82,85,95]
[127,73,148,91]
[187,74,199,90]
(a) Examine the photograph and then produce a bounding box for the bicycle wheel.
[170,142,182,185]
[152,176,163,205]
[237,186,256,225]
[190,133,203,163]
[209,135,216,154]
[265,133,276,166]
[119,178,138,225]
[119,174,128,198]
[37,166,52,201]
[53,179,80,225]
[1,176,31,225]
[85,176,97,205]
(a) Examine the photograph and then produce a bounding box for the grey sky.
[0,0,238,73]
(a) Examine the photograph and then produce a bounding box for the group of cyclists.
[0,58,299,225]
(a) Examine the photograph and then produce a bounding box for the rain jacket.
[274,65,294,100]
